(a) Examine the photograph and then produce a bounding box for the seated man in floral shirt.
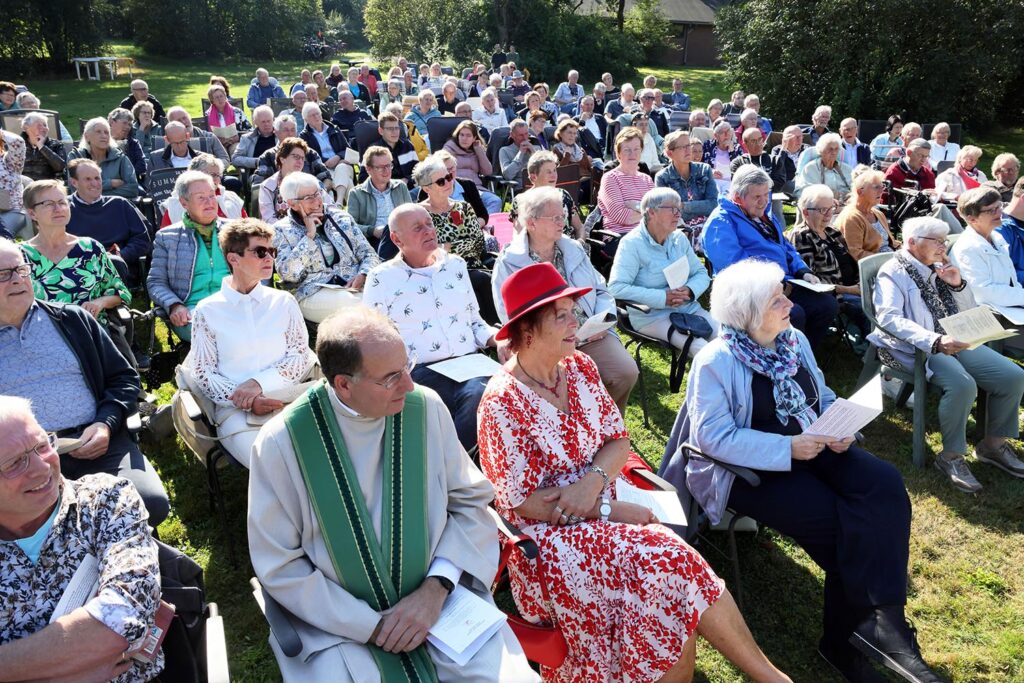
[0,395,163,683]
[363,204,505,450]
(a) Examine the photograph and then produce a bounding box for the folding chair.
[269,97,293,116]
[482,126,518,202]
[668,110,690,131]
[0,109,62,141]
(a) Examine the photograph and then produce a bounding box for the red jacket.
[883,159,935,203]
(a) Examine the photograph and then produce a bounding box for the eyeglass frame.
[0,263,31,283]
[31,198,70,211]
[244,246,278,259]
[344,354,418,391]
[0,432,56,480]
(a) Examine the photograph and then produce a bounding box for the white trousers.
[636,308,720,356]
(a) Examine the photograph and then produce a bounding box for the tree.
[623,0,675,63]
[1,0,108,73]
[715,0,1024,130]
[363,0,489,63]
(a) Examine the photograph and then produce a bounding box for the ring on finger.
[558,513,569,524]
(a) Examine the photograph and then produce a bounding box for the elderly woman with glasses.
[67,118,139,199]
[655,131,718,242]
[660,257,943,683]
[188,218,315,468]
[795,133,852,202]
[835,166,899,260]
[508,151,584,240]
[272,171,378,323]
[259,137,332,223]
[934,145,987,200]
[415,153,488,268]
[870,216,1024,493]
[478,261,792,683]
[609,186,718,356]
[787,184,870,337]
[493,186,638,414]
[702,120,741,192]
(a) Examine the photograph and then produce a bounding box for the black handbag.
[669,311,714,339]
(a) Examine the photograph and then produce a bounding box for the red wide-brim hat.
[495,262,592,341]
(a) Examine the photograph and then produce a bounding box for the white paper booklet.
[615,479,688,526]
[986,303,1024,326]
[787,278,836,293]
[662,256,690,290]
[49,554,99,622]
[803,374,883,440]
[426,585,507,666]
[427,353,502,383]
[939,306,1018,349]
[576,311,616,341]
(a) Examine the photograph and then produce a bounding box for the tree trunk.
[615,0,625,30]
[495,0,511,46]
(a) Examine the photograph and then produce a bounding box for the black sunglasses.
[433,172,455,187]
[246,246,278,259]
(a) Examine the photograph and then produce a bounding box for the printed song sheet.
[662,257,691,290]
[787,278,836,293]
[426,586,506,666]
[576,311,617,341]
[427,353,503,382]
[615,479,688,525]
[939,306,1018,349]
[803,374,883,440]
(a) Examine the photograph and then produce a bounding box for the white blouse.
[188,278,315,406]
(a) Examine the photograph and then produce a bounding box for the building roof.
[578,0,721,25]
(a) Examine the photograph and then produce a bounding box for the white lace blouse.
[188,278,314,406]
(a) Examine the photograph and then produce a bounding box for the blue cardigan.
[703,197,810,277]
[658,330,835,524]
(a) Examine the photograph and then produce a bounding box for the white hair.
[256,68,269,77]
[902,216,949,243]
[815,132,843,155]
[0,238,25,261]
[280,172,320,201]
[20,111,47,131]
[796,184,834,212]
[710,259,786,332]
[729,165,772,199]
[15,92,39,108]
[130,79,148,90]
[273,113,295,133]
[740,108,758,124]
[743,93,760,106]
[813,105,832,118]
[251,105,274,121]
[517,186,563,223]
[568,70,579,79]
[174,170,215,201]
[640,187,680,214]
[0,395,35,429]
[301,102,321,121]
[412,155,447,188]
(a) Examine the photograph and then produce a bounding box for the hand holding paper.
[576,311,616,341]
[938,306,1018,349]
[787,278,836,294]
[803,374,882,440]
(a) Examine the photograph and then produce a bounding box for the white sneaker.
[881,376,915,409]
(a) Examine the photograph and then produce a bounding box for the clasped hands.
[543,474,657,526]
[230,379,283,415]
[369,577,449,653]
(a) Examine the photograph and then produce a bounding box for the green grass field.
[20,45,1024,682]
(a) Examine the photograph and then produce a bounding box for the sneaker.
[881,376,915,409]
[819,637,888,683]
[975,442,1024,478]
[933,453,982,493]
[850,608,948,683]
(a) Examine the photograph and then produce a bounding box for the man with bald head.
[164,106,231,168]
[150,120,196,170]
[330,90,373,138]
[232,104,278,171]
[0,395,165,683]
[248,306,537,682]
[362,204,505,449]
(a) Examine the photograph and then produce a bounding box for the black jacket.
[21,133,67,181]
[730,152,787,192]
[119,94,165,121]
[299,122,352,164]
[38,300,140,434]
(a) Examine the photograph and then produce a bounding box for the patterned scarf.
[894,251,958,333]
[721,325,817,430]
[183,214,216,248]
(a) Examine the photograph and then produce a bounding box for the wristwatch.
[433,575,455,595]
[599,494,612,522]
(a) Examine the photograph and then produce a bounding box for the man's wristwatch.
[433,575,455,595]
[599,494,612,522]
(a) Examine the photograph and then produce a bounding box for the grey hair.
[957,145,983,164]
[931,122,950,136]
[255,68,269,77]
[412,155,448,188]
[594,83,606,93]
[174,170,216,201]
[280,172,320,202]
[992,152,1020,176]
[740,107,758,124]
[688,110,707,127]
[301,102,321,120]
[79,117,109,152]
[273,113,295,133]
[20,111,47,131]
[0,395,35,429]
[0,238,25,261]
[710,259,786,332]
[712,120,733,136]
[902,216,949,243]
[107,107,133,124]
[640,187,681,214]
[620,83,635,95]
[527,150,558,177]
[743,93,760,106]
[316,307,401,383]
[815,132,843,155]
[796,184,834,212]
[15,92,39,108]
[509,119,528,134]
[813,105,832,118]
[568,70,579,78]
[517,186,563,223]
[188,153,225,176]
[729,165,772,199]
[130,79,148,90]
[251,105,274,121]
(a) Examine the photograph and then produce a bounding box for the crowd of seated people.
[3,52,1023,683]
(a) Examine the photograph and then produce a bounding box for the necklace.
[519,361,561,394]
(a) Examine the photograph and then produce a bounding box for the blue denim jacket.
[654,162,718,223]
[996,214,1024,285]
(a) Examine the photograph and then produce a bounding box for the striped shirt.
[596,168,654,234]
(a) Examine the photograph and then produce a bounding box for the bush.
[715,0,1024,130]
[623,0,676,65]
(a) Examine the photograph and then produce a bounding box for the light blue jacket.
[659,330,835,524]
[608,221,710,329]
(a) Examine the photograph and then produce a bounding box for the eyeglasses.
[32,198,69,211]
[0,432,56,479]
[806,206,836,215]
[347,354,417,390]
[245,246,278,259]
[657,206,682,216]
[538,215,565,224]
[0,263,31,283]
[433,172,454,187]
[295,191,321,202]
[916,236,946,246]
[641,96,655,101]
[286,153,306,162]
[979,205,1003,216]
[368,163,392,172]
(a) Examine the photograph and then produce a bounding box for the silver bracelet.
[585,464,610,491]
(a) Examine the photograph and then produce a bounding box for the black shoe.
[850,608,948,683]
[818,637,888,683]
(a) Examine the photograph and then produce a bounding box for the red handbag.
[494,534,569,669]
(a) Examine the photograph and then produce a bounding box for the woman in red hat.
[476,262,790,683]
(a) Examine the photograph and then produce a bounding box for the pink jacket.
[442,139,492,189]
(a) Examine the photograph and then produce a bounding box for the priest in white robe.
[247,306,538,683]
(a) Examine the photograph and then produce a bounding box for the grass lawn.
[20,45,1024,682]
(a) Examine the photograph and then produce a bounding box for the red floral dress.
[477,352,724,683]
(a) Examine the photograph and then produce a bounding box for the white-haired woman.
[609,186,718,356]
[19,111,66,182]
[272,171,378,323]
[869,216,1024,492]
[835,166,899,260]
[701,120,741,192]
[67,118,139,199]
[928,122,960,169]
[660,258,947,683]
[404,90,440,142]
[795,133,852,201]
[934,145,987,199]
[493,186,638,414]
[161,153,246,227]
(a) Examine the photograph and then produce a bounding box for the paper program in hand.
[787,278,836,293]
[939,306,1018,349]
[615,479,688,526]
[576,311,616,341]
[803,374,882,441]
[663,257,690,291]
[426,586,506,667]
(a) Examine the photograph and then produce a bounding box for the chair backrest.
[0,109,61,140]
[147,167,185,223]
[725,113,741,127]
[936,160,955,174]
[79,117,90,137]
[668,110,690,131]
[521,162,581,197]
[497,90,515,109]
[269,97,293,116]
[440,66,454,75]
[486,126,511,170]
[543,124,556,145]
[352,119,382,154]
[200,96,244,114]
[766,130,783,149]
[857,119,888,144]
[191,117,209,132]
[427,115,469,153]
[858,251,895,328]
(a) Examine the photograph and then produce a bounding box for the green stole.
[283,380,438,682]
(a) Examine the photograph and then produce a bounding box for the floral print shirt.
[22,237,131,322]
[0,130,26,210]
[427,200,485,268]
[0,474,163,682]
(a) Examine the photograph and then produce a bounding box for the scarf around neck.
[206,103,237,130]
[183,214,216,246]
[894,250,958,333]
[722,325,817,430]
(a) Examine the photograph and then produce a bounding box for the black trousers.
[787,285,839,350]
[411,364,489,451]
[59,427,170,526]
[727,446,911,645]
